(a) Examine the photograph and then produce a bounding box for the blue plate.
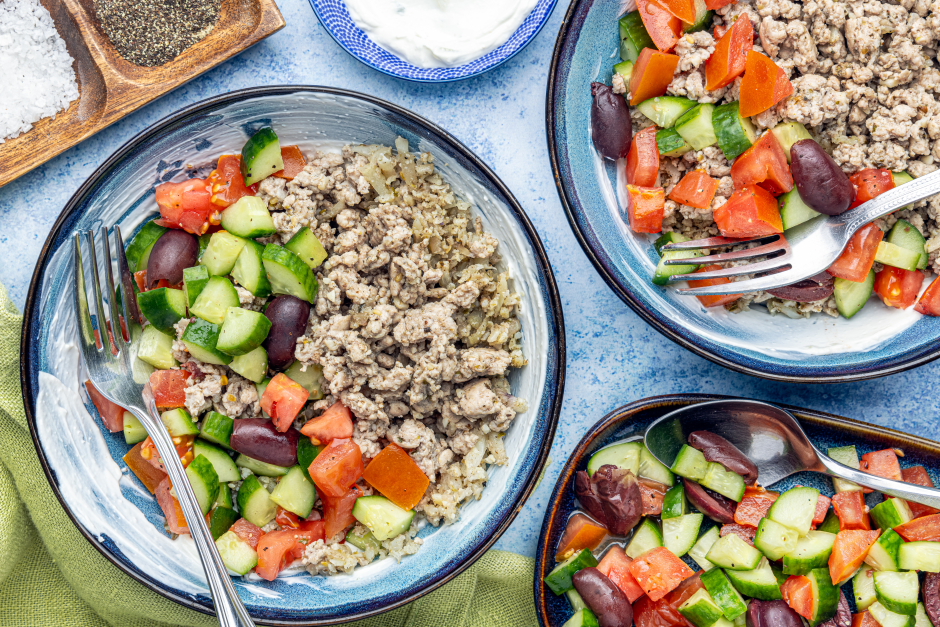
[547,0,940,382]
[21,86,564,625]
[310,0,557,82]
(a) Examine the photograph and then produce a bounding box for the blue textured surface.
[2,0,940,583]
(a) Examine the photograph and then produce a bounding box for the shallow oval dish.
[547,0,940,382]
[534,394,940,626]
[21,86,565,625]
[309,0,557,82]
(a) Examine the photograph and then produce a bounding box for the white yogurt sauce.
[343,0,539,68]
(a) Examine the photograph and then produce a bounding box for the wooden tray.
[0,0,285,188]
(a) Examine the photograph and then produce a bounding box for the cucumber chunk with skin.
[587,441,642,476]
[771,121,812,163]
[220,196,276,238]
[236,454,289,477]
[215,482,234,508]
[855,565,877,610]
[346,527,382,553]
[229,346,268,383]
[262,244,319,303]
[701,568,748,620]
[725,558,783,601]
[657,128,694,157]
[689,526,720,571]
[200,411,234,449]
[834,271,875,319]
[626,518,663,558]
[203,231,248,276]
[706,533,762,571]
[217,306,272,356]
[898,541,940,572]
[654,232,701,286]
[887,219,928,270]
[701,461,745,502]
[237,474,277,527]
[662,484,689,519]
[207,506,239,540]
[828,445,863,493]
[284,361,326,400]
[637,96,697,128]
[683,0,713,32]
[136,324,177,369]
[197,233,211,261]
[215,529,258,575]
[564,609,600,627]
[663,513,704,557]
[126,221,168,273]
[874,571,919,616]
[671,445,709,482]
[807,568,840,626]
[874,241,922,272]
[161,407,199,437]
[768,486,820,536]
[193,440,240,483]
[297,437,323,482]
[613,60,634,84]
[754,517,800,561]
[619,11,654,62]
[679,589,725,627]
[544,548,599,596]
[916,604,931,627]
[137,287,187,334]
[639,445,675,486]
[780,188,823,231]
[353,495,415,541]
[186,454,220,515]
[181,318,232,365]
[270,466,316,518]
[713,102,758,160]
[782,531,836,575]
[865,529,904,571]
[123,412,147,445]
[231,240,272,298]
[870,602,916,627]
[189,276,240,325]
[817,511,842,534]
[676,104,718,150]
[183,265,210,307]
[869,498,913,531]
[241,127,284,186]
[286,227,328,270]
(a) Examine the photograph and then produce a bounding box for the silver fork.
[661,168,940,296]
[74,226,254,627]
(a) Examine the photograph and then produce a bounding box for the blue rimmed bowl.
[547,0,940,382]
[21,86,565,625]
[309,0,557,82]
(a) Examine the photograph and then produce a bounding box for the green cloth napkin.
[0,282,537,627]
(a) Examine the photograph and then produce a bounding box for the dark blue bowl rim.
[307,0,559,83]
[545,0,940,384]
[20,85,566,626]
[532,393,940,626]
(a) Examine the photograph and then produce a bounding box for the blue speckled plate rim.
[531,393,940,627]
[307,0,559,83]
[544,0,940,384]
[20,85,566,626]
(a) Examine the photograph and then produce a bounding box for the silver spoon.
[644,399,940,510]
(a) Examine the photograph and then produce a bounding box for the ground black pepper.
[94,0,222,67]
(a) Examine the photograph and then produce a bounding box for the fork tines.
[74,227,130,357]
[660,233,792,283]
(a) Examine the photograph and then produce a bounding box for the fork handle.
[843,167,940,234]
[817,451,940,510]
[134,400,256,627]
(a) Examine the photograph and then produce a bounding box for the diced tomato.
[629,546,695,601]
[231,518,265,549]
[827,223,883,283]
[300,401,354,445]
[555,513,609,562]
[853,612,880,627]
[849,169,895,209]
[289,520,326,561]
[627,127,660,188]
[861,449,903,482]
[260,373,310,432]
[902,466,939,518]
[276,507,302,529]
[915,275,940,316]
[140,434,195,472]
[307,438,364,498]
[875,267,924,310]
[814,494,831,526]
[255,521,326,581]
[705,16,753,90]
[713,185,783,237]
[205,155,257,208]
[739,51,793,117]
[832,491,869,531]
[123,441,167,494]
[318,485,362,540]
[636,0,683,53]
[829,530,880,584]
[626,185,666,234]
[598,547,646,602]
[720,523,756,546]
[83,380,125,432]
[734,487,778,528]
[687,265,744,308]
[362,443,430,511]
[705,0,736,8]
[634,594,688,627]
[781,575,814,620]
[731,132,793,196]
[669,170,719,209]
[657,0,696,23]
[895,513,940,541]
[630,47,681,105]
[273,146,307,180]
[640,479,668,517]
[150,370,188,409]
[155,477,189,535]
[134,270,148,293]
[154,178,219,235]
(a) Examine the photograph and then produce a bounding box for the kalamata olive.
[572,567,633,627]
[146,229,198,288]
[747,600,805,627]
[263,295,311,370]
[685,480,737,523]
[819,592,851,627]
[575,465,643,535]
[230,418,299,467]
[767,271,835,303]
[790,139,856,216]
[639,478,668,516]
[925,573,940,627]
[591,82,632,160]
[689,431,759,485]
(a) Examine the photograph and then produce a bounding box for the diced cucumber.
[216,482,234,509]
[236,454,289,477]
[241,127,284,186]
[874,571,919,616]
[262,244,319,303]
[865,529,904,572]
[663,484,689,519]
[807,568,840,626]
[725,558,783,601]
[193,440,239,483]
[613,60,634,84]
[564,609,600,627]
[568,589,589,612]
[754,517,800,561]
[199,411,233,449]
[664,513,704,557]
[229,346,268,384]
[653,233,702,285]
[203,231,248,277]
[232,240,272,298]
[637,96,697,128]
[657,128,694,157]
[237,474,277,527]
[706,534,762,571]
[683,0,713,32]
[713,102,758,161]
[215,530,258,575]
[768,486,820,536]
[898,541,940,572]
[587,441,642,477]
[544,548,599,595]
[639,445,676,486]
[870,498,913,530]
[190,276,240,325]
[284,361,326,400]
[197,233,211,261]
[701,568,748,620]
[828,445,863,493]
[161,407,199,437]
[655,231,689,255]
[626,518,663,558]
[701,462,745,502]
[870,602,916,627]
[186,454,220,515]
[915,604,931,627]
[181,318,232,365]
[126,221,168,273]
[207,506,239,540]
[138,326,178,372]
[874,241,922,272]
[346,527,382,553]
[834,271,875,319]
[221,196,276,238]
[817,511,842,534]
[855,565,878,610]
[286,227,328,270]
[297,437,323,483]
[887,220,928,270]
[892,172,917,210]
[217,307,271,356]
[183,265,210,307]
[137,287,187,334]
[270,466,316,518]
[689,526,720,571]
[680,589,725,627]
[671,445,709,482]
[780,189,823,231]
[783,531,836,575]
[619,11,654,62]
[255,377,271,418]
[123,411,147,445]
[676,104,718,150]
[353,495,415,541]
[770,122,812,163]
